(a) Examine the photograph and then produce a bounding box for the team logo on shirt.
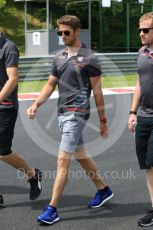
[59,54,66,59]
[76,57,86,68]
[77,57,84,62]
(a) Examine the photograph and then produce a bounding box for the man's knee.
[57,151,71,168]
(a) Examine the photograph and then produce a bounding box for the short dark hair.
[57,15,81,31]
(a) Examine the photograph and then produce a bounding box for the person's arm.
[0,67,18,102]
[90,76,108,138]
[27,75,57,119]
[128,79,141,132]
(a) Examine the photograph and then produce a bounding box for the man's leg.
[0,151,42,200]
[137,168,153,227]
[37,151,71,225]
[49,151,71,207]
[0,108,42,201]
[145,127,153,205]
[146,167,153,206]
[0,107,35,179]
[74,147,106,189]
[136,117,153,226]
[0,151,35,178]
[74,147,113,208]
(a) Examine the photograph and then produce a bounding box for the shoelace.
[43,207,56,217]
[94,191,101,201]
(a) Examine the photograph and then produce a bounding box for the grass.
[102,74,137,88]
[18,74,137,93]
[19,80,47,93]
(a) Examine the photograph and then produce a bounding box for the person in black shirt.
[27,15,113,225]
[0,31,42,208]
[128,12,153,227]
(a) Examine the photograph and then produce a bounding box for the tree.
[0,0,6,8]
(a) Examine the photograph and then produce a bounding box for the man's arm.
[27,75,57,119]
[90,76,108,138]
[128,79,141,132]
[0,67,18,102]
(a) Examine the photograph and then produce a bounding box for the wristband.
[100,117,107,124]
[129,111,137,115]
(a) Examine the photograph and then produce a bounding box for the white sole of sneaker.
[138,221,153,227]
[38,217,60,225]
[89,193,114,208]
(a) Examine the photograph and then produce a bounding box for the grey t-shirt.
[51,44,101,118]
[0,35,19,107]
[137,46,153,117]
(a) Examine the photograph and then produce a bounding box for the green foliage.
[112,1,124,15]
[1,0,153,54]
[0,3,25,54]
[0,0,6,8]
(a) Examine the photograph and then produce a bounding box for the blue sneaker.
[37,205,60,225]
[88,186,114,208]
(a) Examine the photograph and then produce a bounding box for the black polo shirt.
[137,45,153,117]
[0,35,19,106]
[51,44,102,118]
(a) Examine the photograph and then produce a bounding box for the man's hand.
[27,103,38,119]
[128,114,137,133]
[99,122,109,138]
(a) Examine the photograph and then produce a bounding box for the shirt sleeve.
[4,43,19,68]
[51,57,58,77]
[86,54,102,77]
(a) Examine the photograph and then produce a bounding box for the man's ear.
[75,28,81,36]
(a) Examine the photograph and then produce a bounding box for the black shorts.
[135,116,153,169]
[0,107,18,156]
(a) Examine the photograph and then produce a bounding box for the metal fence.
[19,53,138,81]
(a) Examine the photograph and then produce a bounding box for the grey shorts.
[58,113,87,153]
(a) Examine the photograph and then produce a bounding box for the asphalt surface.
[0,94,152,230]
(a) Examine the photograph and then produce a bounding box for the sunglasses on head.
[57,31,71,36]
[139,27,153,34]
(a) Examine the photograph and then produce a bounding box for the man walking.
[0,31,42,208]
[27,15,113,225]
[128,12,153,227]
